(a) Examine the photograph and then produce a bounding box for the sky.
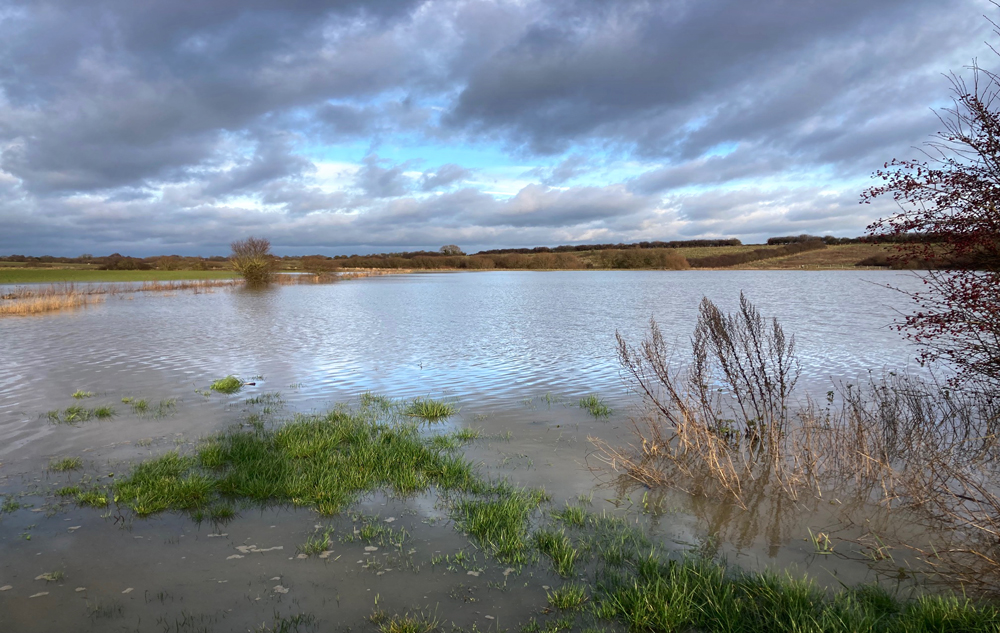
[0,0,994,256]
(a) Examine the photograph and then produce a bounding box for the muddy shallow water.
[0,271,935,631]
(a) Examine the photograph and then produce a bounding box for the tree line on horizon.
[0,232,952,271]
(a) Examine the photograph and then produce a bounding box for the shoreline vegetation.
[0,269,408,317]
[51,388,1000,632]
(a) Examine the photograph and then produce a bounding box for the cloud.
[354,154,413,198]
[420,163,472,190]
[0,0,992,254]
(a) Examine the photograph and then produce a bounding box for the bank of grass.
[0,269,237,285]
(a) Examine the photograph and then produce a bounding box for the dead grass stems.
[592,293,1000,594]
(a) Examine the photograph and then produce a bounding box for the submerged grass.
[578,394,611,418]
[48,457,82,471]
[452,484,548,564]
[88,391,1000,632]
[114,405,485,517]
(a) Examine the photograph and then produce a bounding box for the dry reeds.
[0,279,240,317]
[0,292,105,316]
[592,294,1000,594]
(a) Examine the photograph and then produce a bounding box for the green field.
[0,269,238,285]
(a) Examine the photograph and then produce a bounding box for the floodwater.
[0,271,933,631]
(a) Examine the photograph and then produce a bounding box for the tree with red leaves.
[861,61,1000,388]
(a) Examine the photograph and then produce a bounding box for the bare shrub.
[593,294,1000,592]
[230,236,276,285]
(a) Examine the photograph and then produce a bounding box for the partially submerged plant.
[210,375,243,394]
[579,394,612,418]
[546,582,588,610]
[49,457,82,472]
[404,397,456,421]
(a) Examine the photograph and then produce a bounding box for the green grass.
[49,403,118,423]
[552,503,588,528]
[76,489,109,507]
[0,269,236,285]
[113,405,485,518]
[92,405,115,419]
[590,554,1000,632]
[452,484,548,564]
[60,404,92,423]
[298,527,334,556]
[373,613,438,633]
[72,390,94,399]
[341,513,409,548]
[547,583,589,610]
[210,375,243,394]
[578,394,611,418]
[533,528,579,577]
[49,457,83,471]
[1,496,23,513]
[404,397,457,421]
[254,612,317,633]
[55,486,81,497]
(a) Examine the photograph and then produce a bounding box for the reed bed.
[0,292,105,316]
[593,294,1000,595]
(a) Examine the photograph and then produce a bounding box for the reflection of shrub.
[230,236,276,285]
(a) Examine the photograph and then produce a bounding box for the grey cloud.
[628,149,791,194]
[420,163,472,190]
[354,154,413,198]
[524,154,591,186]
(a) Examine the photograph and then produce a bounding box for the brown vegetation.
[594,295,1000,594]
[0,292,105,316]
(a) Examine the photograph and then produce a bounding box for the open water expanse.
[0,270,934,632]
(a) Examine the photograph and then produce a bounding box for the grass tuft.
[404,397,457,421]
[547,583,589,610]
[92,404,116,419]
[452,484,547,564]
[49,457,83,471]
[579,394,611,418]
[210,375,243,394]
[533,528,579,577]
[72,390,94,399]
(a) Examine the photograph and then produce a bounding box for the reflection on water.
[0,273,952,630]
[0,270,924,422]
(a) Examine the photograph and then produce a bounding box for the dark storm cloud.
[0,0,993,254]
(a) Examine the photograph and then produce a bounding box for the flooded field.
[2,270,976,632]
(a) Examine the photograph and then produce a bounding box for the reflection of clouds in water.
[0,271,926,454]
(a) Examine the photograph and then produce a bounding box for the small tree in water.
[230,236,276,285]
